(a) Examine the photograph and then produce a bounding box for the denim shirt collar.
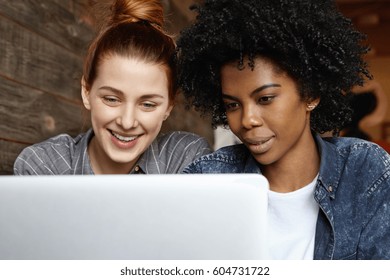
[315,133,341,201]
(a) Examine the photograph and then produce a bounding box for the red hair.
[83,0,176,102]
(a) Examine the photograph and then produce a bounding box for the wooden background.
[0,0,212,174]
[0,0,93,174]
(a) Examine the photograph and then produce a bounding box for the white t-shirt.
[267,175,319,259]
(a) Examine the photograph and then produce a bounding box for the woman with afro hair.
[177,0,390,259]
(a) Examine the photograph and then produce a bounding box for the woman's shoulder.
[325,136,389,159]
[23,130,89,154]
[141,131,212,174]
[190,144,250,165]
[158,130,207,141]
[321,136,389,183]
[182,144,251,174]
[13,130,91,175]
[156,131,212,151]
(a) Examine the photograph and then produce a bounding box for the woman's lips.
[109,130,140,149]
[111,130,138,142]
[244,136,274,154]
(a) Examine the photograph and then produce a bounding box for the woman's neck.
[87,137,136,174]
[262,134,320,193]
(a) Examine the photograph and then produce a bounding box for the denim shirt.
[183,135,390,259]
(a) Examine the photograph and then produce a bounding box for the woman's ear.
[163,104,174,121]
[306,98,320,111]
[81,77,91,110]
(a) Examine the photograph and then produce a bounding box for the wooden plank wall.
[0,0,214,174]
[0,0,95,174]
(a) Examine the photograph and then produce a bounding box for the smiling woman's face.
[81,55,173,174]
[221,57,315,167]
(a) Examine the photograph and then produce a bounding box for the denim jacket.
[183,135,390,259]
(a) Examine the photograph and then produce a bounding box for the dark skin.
[221,58,320,192]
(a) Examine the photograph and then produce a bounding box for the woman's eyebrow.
[250,83,281,97]
[222,83,281,100]
[98,86,123,95]
[139,94,165,99]
[98,87,165,99]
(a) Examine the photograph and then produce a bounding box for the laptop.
[0,174,269,260]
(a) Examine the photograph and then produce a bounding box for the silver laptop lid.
[0,174,269,260]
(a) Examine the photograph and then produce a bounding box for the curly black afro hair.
[176,0,371,133]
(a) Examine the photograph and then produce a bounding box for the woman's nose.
[116,107,138,129]
[241,105,263,129]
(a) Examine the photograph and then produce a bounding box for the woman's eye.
[141,102,157,110]
[258,96,274,104]
[102,96,120,105]
[224,102,240,111]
